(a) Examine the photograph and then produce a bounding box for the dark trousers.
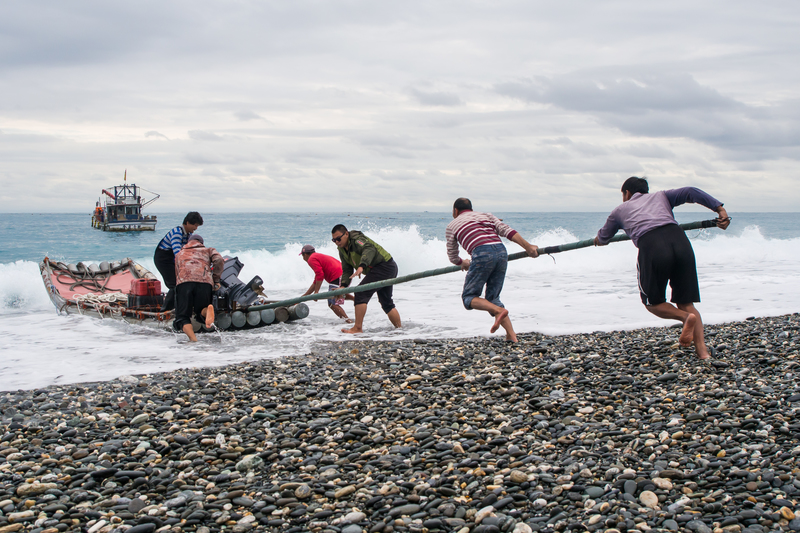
[353,259,398,313]
[173,282,213,330]
[154,247,177,311]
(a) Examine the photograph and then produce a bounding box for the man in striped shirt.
[154,211,203,312]
[446,198,539,342]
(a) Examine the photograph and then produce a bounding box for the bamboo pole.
[247,219,721,312]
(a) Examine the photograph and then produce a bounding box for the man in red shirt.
[300,245,353,322]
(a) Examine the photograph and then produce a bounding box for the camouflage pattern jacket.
[175,241,224,286]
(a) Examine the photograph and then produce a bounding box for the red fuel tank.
[130,279,149,296]
[146,279,162,295]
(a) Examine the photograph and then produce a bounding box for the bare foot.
[182,324,198,342]
[506,334,518,342]
[491,309,509,333]
[205,305,215,328]
[696,345,712,360]
[679,313,697,347]
[342,326,363,334]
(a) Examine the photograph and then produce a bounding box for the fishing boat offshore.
[39,255,309,332]
[91,171,159,231]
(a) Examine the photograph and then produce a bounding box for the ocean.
[1,211,799,391]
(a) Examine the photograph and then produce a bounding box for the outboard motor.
[215,256,266,309]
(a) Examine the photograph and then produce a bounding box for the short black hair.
[331,224,348,235]
[453,197,472,212]
[621,177,649,195]
[184,211,204,225]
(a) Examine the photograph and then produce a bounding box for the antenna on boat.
[124,169,127,182]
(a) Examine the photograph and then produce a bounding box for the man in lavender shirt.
[594,177,730,359]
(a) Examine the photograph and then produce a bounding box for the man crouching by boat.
[174,234,224,342]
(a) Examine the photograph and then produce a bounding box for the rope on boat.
[74,293,128,304]
[247,218,722,312]
[54,269,121,294]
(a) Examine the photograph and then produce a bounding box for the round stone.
[663,519,679,531]
[294,484,312,499]
[585,486,605,498]
[639,490,659,509]
[509,470,528,483]
[653,477,673,490]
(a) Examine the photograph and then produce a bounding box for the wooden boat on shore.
[39,256,308,332]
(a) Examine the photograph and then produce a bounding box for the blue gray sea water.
[1,211,798,264]
[1,211,799,391]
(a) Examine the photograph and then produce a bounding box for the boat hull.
[40,257,308,332]
[91,216,157,231]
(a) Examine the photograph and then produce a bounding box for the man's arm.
[169,229,184,255]
[664,187,721,211]
[665,187,730,230]
[209,249,225,285]
[302,279,324,296]
[509,233,539,257]
[445,224,463,266]
[303,258,327,294]
[488,213,518,241]
[714,206,730,230]
[338,250,354,288]
[594,213,621,246]
[358,238,377,268]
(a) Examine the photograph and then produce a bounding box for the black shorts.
[353,259,398,313]
[637,224,700,306]
[174,282,213,330]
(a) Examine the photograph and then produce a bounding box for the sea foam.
[1,224,798,390]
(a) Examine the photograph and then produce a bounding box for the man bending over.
[174,234,224,342]
[332,224,401,334]
[446,198,539,342]
[594,177,730,359]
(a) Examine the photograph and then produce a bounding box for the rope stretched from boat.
[247,218,722,312]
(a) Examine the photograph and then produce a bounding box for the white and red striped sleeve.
[445,219,463,265]
[487,212,518,241]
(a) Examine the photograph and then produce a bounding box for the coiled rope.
[73,293,128,303]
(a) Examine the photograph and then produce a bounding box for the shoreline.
[1,313,799,533]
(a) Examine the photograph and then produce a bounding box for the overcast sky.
[1,1,798,213]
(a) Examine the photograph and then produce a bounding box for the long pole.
[247,219,721,312]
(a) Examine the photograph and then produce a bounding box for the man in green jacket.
[332,224,402,334]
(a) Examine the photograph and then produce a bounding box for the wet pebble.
[1,313,799,532]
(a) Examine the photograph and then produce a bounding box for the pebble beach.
[2,314,800,533]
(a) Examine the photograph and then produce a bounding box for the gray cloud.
[620,143,676,159]
[234,110,265,121]
[496,73,737,113]
[184,153,225,165]
[145,131,169,140]
[407,87,463,107]
[188,130,224,142]
[0,1,798,212]
[354,134,450,159]
[496,71,800,160]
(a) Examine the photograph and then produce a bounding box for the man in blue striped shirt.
[154,212,203,311]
